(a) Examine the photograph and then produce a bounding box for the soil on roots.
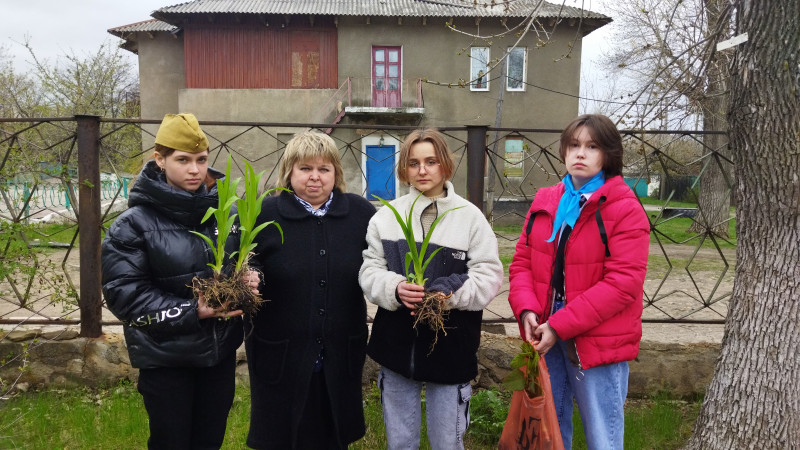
[192,267,265,315]
[413,290,451,355]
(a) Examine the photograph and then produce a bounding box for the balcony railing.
[314,77,425,128]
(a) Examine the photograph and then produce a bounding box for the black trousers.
[137,351,236,450]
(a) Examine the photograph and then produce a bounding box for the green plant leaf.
[509,353,526,370]
[232,160,288,271]
[201,207,218,224]
[419,246,444,278]
[189,230,222,272]
[502,368,526,391]
[374,193,463,288]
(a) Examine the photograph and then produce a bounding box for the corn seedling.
[232,161,286,272]
[373,193,463,351]
[191,156,285,314]
[190,155,240,276]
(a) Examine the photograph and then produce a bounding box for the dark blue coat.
[245,189,375,449]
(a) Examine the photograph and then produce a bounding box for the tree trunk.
[689,0,732,237]
[684,0,800,448]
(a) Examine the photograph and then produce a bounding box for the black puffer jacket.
[101,160,243,369]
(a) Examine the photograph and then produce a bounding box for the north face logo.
[452,250,466,260]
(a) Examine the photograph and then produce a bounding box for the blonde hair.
[397,128,455,184]
[278,131,346,191]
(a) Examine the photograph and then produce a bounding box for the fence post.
[466,125,488,214]
[76,115,102,338]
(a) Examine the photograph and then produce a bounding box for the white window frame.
[469,47,490,91]
[506,47,527,92]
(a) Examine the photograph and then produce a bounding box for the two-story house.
[110,0,609,200]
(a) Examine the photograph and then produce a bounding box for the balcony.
[314,77,425,127]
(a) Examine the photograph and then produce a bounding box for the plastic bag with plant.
[499,341,564,449]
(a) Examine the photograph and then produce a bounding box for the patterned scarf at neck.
[546,171,605,242]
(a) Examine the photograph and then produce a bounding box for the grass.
[638,197,699,208]
[648,216,736,249]
[0,382,700,449]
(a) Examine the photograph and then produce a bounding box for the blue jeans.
[378,367,472,450]
[545,339,628,449]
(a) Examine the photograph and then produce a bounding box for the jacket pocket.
[348,329,368,378]
[251,335,289,385]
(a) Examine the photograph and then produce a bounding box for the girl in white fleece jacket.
[359,128,503,449]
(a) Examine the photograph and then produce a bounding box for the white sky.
[1,0,168,70]
[2,0,618,109]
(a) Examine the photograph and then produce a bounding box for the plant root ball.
[192,267,266,315]
[413,290,451,355]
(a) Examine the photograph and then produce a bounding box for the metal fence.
[0,117,734,341]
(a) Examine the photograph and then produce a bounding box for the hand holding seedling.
[242,270,260,296]
[396,281,425,315]
[196,291,243,320]
[373,193,462,353]
[521,311,540,343]
[534,322,557,356]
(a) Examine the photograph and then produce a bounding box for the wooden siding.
[183,20,337,89]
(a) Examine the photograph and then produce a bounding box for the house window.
[506,47,527,91]
[470,47,490,91]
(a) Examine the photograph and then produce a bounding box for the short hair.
[278,131,346,192]
[397,128,456,184]
[154,143,177,158]
[559,114,623,178]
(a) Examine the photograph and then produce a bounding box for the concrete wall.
[137,33,186,156]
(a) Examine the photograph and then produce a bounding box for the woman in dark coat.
[246,131,376,449]
[102,113,249,449]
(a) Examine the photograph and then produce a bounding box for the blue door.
[366,145,396,200]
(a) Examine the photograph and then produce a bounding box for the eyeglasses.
[407,160,440,170]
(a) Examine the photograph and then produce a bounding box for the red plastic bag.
[498,356,564,450]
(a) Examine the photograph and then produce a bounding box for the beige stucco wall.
[136,33,186,155]
[335,15,583,130]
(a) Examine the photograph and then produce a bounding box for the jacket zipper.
[563,220,585,380]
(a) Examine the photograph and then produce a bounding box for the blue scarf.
[546,171,605,242]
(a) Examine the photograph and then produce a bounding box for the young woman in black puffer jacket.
[102,113,250,449]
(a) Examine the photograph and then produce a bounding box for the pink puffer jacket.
[508,176,650,369]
